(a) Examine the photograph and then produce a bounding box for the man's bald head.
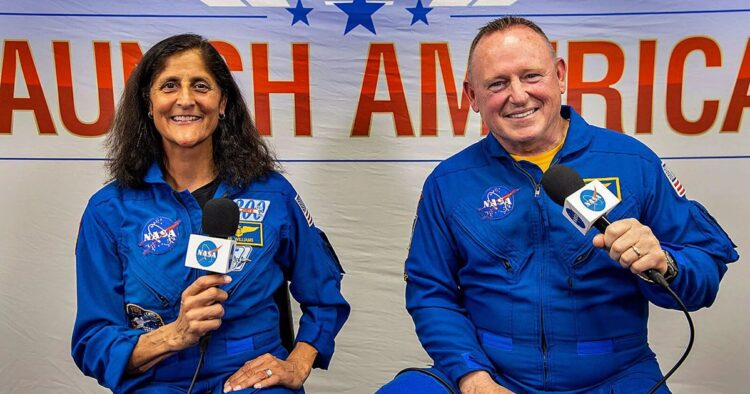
[467,16,555,79]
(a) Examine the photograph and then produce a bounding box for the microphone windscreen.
[541,164,586,206]
[202,198,240,238]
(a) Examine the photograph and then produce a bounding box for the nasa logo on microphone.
[579,188,606,212]
[583,177,621,200]
[565,207,586,229]
[196,240,221,267]
[138,217,181,255]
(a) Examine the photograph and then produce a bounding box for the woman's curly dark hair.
[105,33,278,188]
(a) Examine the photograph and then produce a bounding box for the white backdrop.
[1,0,748,392]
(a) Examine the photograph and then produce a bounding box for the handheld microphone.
[541,165,667,286]
[184,198,240,274]
[542,164,695,394]
[184,198,239,394]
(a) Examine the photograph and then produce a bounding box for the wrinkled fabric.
[404,106,738,392]
[72,164,349,393]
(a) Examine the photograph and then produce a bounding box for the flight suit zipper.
[511,159,557,388]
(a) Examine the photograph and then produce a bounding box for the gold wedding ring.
[632,245,643,258]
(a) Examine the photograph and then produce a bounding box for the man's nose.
[507,79,529,104]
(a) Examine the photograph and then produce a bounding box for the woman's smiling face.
[149,49,226,153]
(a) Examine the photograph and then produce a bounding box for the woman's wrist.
[286,342,318,378]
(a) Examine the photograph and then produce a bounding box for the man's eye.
[526,74,542,81]
[489,81,506,90]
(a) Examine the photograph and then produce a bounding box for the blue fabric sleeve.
[279,188,350,369]
[637,159,739,310]
[405,176,498,386]
[71,200,152,391]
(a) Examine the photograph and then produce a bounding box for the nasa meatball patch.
[479,186,519,220]
[138,217,181,255]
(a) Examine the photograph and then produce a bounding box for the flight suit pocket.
[450,199,527,282]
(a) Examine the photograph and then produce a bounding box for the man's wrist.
[662,250,678,282]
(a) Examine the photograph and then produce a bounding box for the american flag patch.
[295,194,314,227]
[661,162,686,197]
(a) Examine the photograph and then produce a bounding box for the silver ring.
[265,368,273,378]
[632,245,643,258]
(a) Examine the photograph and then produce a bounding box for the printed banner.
[1,0,748,160]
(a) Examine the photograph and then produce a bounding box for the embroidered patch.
[138,217,181,255]
[583,177,622,200]
[295,194,314,227]
[230,245,253,272]
[195,240,221,267]
[661,161,686,197]
[235,221,264,247]
[126,304,164,332]
[479,186,519,220]
[234,199,270,222]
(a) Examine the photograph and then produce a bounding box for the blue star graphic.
[286,0,313,26]
[335,0,385,35]
[406,0,432,25]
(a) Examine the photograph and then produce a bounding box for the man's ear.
[464,80,480,113]
[555,57,567,94]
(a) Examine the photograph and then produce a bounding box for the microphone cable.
[644,273,694,394]
[187,334,211,394]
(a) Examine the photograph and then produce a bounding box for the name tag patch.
[235,221,264,247]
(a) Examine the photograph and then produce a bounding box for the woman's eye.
[161,81,177,91]
[194,82,211,91]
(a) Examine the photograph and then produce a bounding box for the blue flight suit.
[72,164,350,393]
[402,106,738,393]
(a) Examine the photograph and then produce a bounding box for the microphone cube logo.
[186,235,235,274]
[579,189,606,212]
[196,240,221,267]
[563,180,620,235]
[565,207,586,229]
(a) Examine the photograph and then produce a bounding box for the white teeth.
[172,115,201,122]
[507,109,535,118]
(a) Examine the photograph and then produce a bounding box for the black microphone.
[541,164,668,287]
[203,198,240,238]
[185,198,240,273]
